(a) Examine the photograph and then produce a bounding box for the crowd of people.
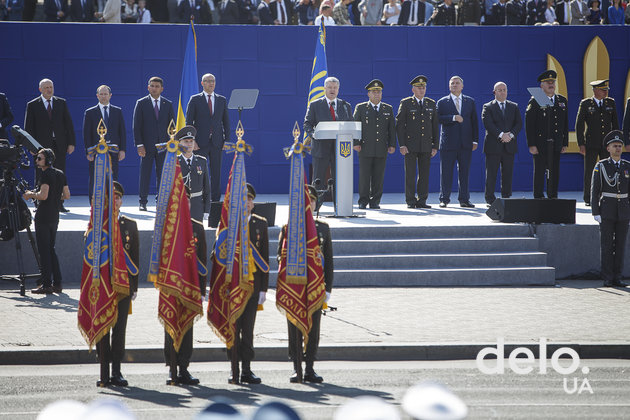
[1,0,628,25]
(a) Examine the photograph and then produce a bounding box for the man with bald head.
[186,73,230,202]
[25,78,76,211]
[481,81,522,206]
[83,85,127,198]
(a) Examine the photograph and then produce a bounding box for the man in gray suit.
[569,0,588,23]
[481,82,522,206]
[304,76,353,187]
[185,73,230,202]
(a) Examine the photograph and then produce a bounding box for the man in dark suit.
[506,0,526,24]
[591,131,630,288]
[146,0,168,21]
[436,76,479,208]
[490,0,507,24]
[185,73,230,202]
[177,0,202,22]
[396,75,439,209]
[481,82,522,206]
[25,78,76,213]
[227,183,269,384]
[0,92,14,140]
[525,70,568,199]
[526,0,545,23]
[270,0,293,23]
[427,0,456,24]
[44,0,68,20]
[353,79,396,210]
[218,0,240,22]
[133,76,175,211]
[555,0,572,23]
[257,0,273,23]
[83,85,127,198]
[95,180,139,387]
[398,0,426,24]
[304,76,354,187]
[576,79,619,206]
[70,0,95,21]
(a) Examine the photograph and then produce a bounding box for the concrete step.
[269,267,556,287]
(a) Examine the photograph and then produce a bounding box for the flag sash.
[285,153,308,284]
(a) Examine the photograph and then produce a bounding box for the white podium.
[313,121,362,217]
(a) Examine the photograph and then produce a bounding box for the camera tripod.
[0,170,40,296]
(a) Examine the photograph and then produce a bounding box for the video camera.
[0,126,42,172]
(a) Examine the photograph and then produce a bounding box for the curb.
[2,342,629,365]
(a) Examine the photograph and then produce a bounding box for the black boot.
[110,362,128,386]
[178,366,200,385]
[240,361,261,384]
[290,359,303,383]
[304,361,323,383]
[97,361,110,388]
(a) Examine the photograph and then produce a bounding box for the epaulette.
[315,219,329,227]
[195,154,208,162]
[251,213,267,223]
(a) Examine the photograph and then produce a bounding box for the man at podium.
[304,76,354,186]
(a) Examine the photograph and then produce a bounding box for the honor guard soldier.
[279,185,333,383]
[97,180,139,386]
[591,130,630,288]
[177,126,210,297]
[576,79,619,206]
[525,70,569,199]
[353,79,396,210]
[228,183,269,384]
[396,75,439,209]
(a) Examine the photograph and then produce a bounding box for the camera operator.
[22,148,70,294]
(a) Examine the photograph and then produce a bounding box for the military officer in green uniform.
[395,75,439,209]
[576,79,619,206]
[591,130,630,288]
[96,180,139,387]
[525,70,569,199]
[278,185,333,383]
[353,79,396,209]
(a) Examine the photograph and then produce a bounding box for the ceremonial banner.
[207,139,254,348]
[277,129,326,348]
[307,20,328,106]
[149,139,202,352]
[176,22,198,131]
[78,137,129,350]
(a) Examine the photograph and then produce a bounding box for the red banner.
[153,161,203,352]
[78,188,129,351]
[276,185,326,348]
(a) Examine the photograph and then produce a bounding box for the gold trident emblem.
[96,119,108,154]
[292,121,304,154]
[166,120,179,153]
[235,120,246,152]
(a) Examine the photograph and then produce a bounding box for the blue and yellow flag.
[177,22,198,131]
[307,20,328,106]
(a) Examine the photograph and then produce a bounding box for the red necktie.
[46,100,52,119]
[329,102,336,121]
[208,94,213,117]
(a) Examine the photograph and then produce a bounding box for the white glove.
[132,292,137,301]
[325,291,331,302]
[258,291,266,305]
[594,215,602,223]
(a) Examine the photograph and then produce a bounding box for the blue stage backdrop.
[1,23,629,197]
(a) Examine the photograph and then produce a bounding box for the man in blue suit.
[304,76,354,187]
[436,75,479,208]
[185,73,230,202]
[83,85,126,199]
[133,76,175,211]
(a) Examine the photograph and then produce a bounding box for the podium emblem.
[339,140,351,158]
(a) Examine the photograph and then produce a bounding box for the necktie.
[455,97,461,114]
[208,94,213,117]
[500,102,505,115]
[411,0,417,23]
[104,105,109,127]
[154,99,159,119]
[46,100,52,119]
[280,1,286,23]
[187,158,192,168]
[329,102,336,121]
[373,104,378,113]
[566,1,572,22]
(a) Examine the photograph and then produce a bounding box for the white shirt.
[407,0,419,25]
[369,101,381,112]
[450,93,462,116]
[275,0,287,23]
[99,103,111,120]
[151,95,162,110]
[41,95,53,110]
[205,92,215,110]
[314,14,335,25]
[137,7,151,22]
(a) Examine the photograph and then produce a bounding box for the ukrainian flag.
[177,22,198,131]
[307,20,328,106]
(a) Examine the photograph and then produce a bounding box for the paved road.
[1,360,629,419]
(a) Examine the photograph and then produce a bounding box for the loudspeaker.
[486,198,576,224]
[207,201,277,228]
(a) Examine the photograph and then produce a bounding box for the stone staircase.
[267,224,555,287]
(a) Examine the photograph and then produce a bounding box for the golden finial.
[292,121,300,143]
[167,120,177,140]
[235,120,245,141]
[97,118,107,141]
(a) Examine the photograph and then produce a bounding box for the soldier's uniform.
[97,180,139,387]
[396,75,439,208]
[279,185,334,383]
[575,79,619,205]
[525,70,569,199]
[591,130,630,288]
[353,79,396,210]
